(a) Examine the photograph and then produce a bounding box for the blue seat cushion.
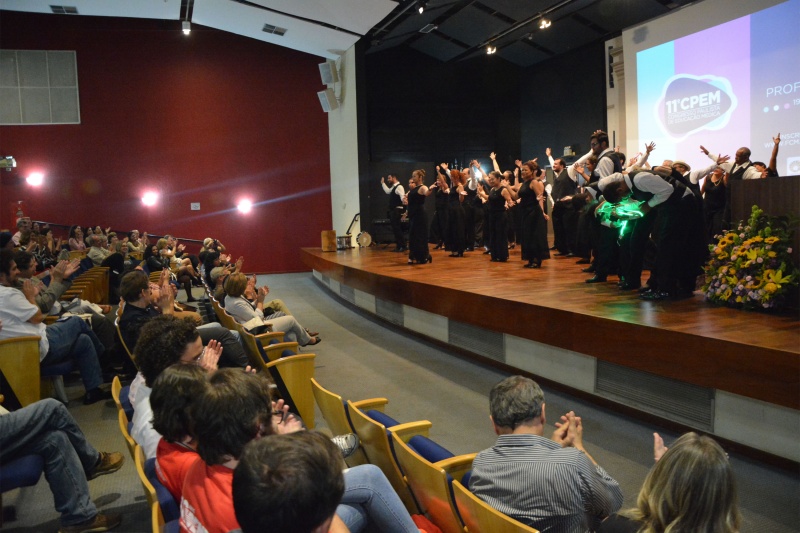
[0,455,44,492]
[366,410,399,428]
[120,385,134,420]
[144,458,180,522]
[407,435,454,464]
[41,359,75,377]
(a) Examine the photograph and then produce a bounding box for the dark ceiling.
[366,0,695,66]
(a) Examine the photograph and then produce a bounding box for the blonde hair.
[623,432,740,533]
[156,238,169,250]
[223,272,248,298]
[412,169,426,185]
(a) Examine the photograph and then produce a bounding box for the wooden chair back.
[346,400,433,515]
[119,409,137,460]
[452,480,539,533]
[391,432,475,533]
[0,336,41,407]
[266,353,316,429]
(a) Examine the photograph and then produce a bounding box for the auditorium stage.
[302,245,800,462]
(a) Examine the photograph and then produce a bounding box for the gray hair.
[489,376,544,429]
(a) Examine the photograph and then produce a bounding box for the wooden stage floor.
[302,245,799,411]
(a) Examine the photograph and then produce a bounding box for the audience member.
[0,398,124,533]
[470,375,622,532]
[11,216,32,247]
[87,235,113,266]
[151,364,209,502]
[0,249,109,404]
[128,314,222,459]
[598,432,740,533]
[118,270,248,370]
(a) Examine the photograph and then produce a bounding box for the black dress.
[406,187,429,263]
[487,187,509,261]
[518,180,550,264]
[446,187,466,255]
[429,186,449,246]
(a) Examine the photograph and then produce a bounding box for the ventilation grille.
[50,5,78,14]
[449,320,504,362]
[339,285,355,305]
[596,361,715,431]
[376,298,403,326]
[262,23,287,36]
[320,274,329,286]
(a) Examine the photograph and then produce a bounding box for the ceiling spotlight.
[417,0,427,14]
[182,20,191,35]
[539,18,551,29]
[26,172,44,187]
[486,46,497,55]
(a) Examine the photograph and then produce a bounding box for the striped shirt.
[470,434,623,533]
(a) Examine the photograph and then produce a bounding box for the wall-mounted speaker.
[317,88,339,113]
[318,59,339,85]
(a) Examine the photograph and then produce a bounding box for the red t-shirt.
[180,460,239,533]
[155,439,199,502]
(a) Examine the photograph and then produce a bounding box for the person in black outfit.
[380,174,406,252]
[517,160,551,268]
[402,169,432,265]
[478,171,513,262]
[428,171,450,249]
[546,148,576,255]
[701,167,727,243]
[444,165,466,257]
[461,167,477,251]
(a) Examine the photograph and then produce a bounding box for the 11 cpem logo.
[655,74,737,140]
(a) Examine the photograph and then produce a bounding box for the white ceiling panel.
[192,0,359,59]
[0,0,180,19]
[246,0,396,36]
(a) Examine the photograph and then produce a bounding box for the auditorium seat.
[452,480,540,533]
[346,400,433,514]
[392,431,476,533]
[311,378,390,467]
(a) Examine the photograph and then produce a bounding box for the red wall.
[0,12,331,273]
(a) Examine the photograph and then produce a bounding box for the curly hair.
[133,315,200,387]
[151,364,208,443]
[194,369,275,465]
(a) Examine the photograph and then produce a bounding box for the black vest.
[551,168,576,202]
[597,151,623,177]
[388,183,402,209]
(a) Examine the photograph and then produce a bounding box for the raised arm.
[489,152,501,173]
[768,133,780,176]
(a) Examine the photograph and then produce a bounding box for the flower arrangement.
[702,205,798,310]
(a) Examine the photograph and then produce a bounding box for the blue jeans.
[336,464,418,533]
[0,399,100,526]
[42,316,104,391]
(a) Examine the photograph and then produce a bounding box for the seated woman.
[598,432,740,533]
[223,273,320,346]
[146,243,198,303]
[68,225,86,251]
[151,364,208,502]
[156,238,199,280]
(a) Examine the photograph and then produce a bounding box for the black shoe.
[565,252,575,257]
[619,281,641,291]
[483,250,491,255]
[466,247,474,252]
[549,246,557,250]
[581,266,596,273]
[585,275,607,284]
[427,255,433,264]
[575,258,591,265]
[638,285,654,293]
[641,290,671,301]
[84,388,112,405]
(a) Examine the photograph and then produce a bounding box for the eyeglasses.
[590,142,599,147]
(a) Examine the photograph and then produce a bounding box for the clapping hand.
[199,339,221,372]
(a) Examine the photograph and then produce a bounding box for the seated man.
[87,234,112,267]
[184,370,418,533]
[151,363,209,502]
[0,249,109,404]
[118,270,248,369]
[470,376,622,533]
[0,398,124,532]
[128,314,221,459]
[232,432,344,533]
[13,252,120,369]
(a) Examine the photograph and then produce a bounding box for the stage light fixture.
[182,20,191,35]
[539,18,551,29]
[237,199,253,214]
[417,0,427,14]
[486,46,497,55]
[26,172,44,186]
[142,191,159,206]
